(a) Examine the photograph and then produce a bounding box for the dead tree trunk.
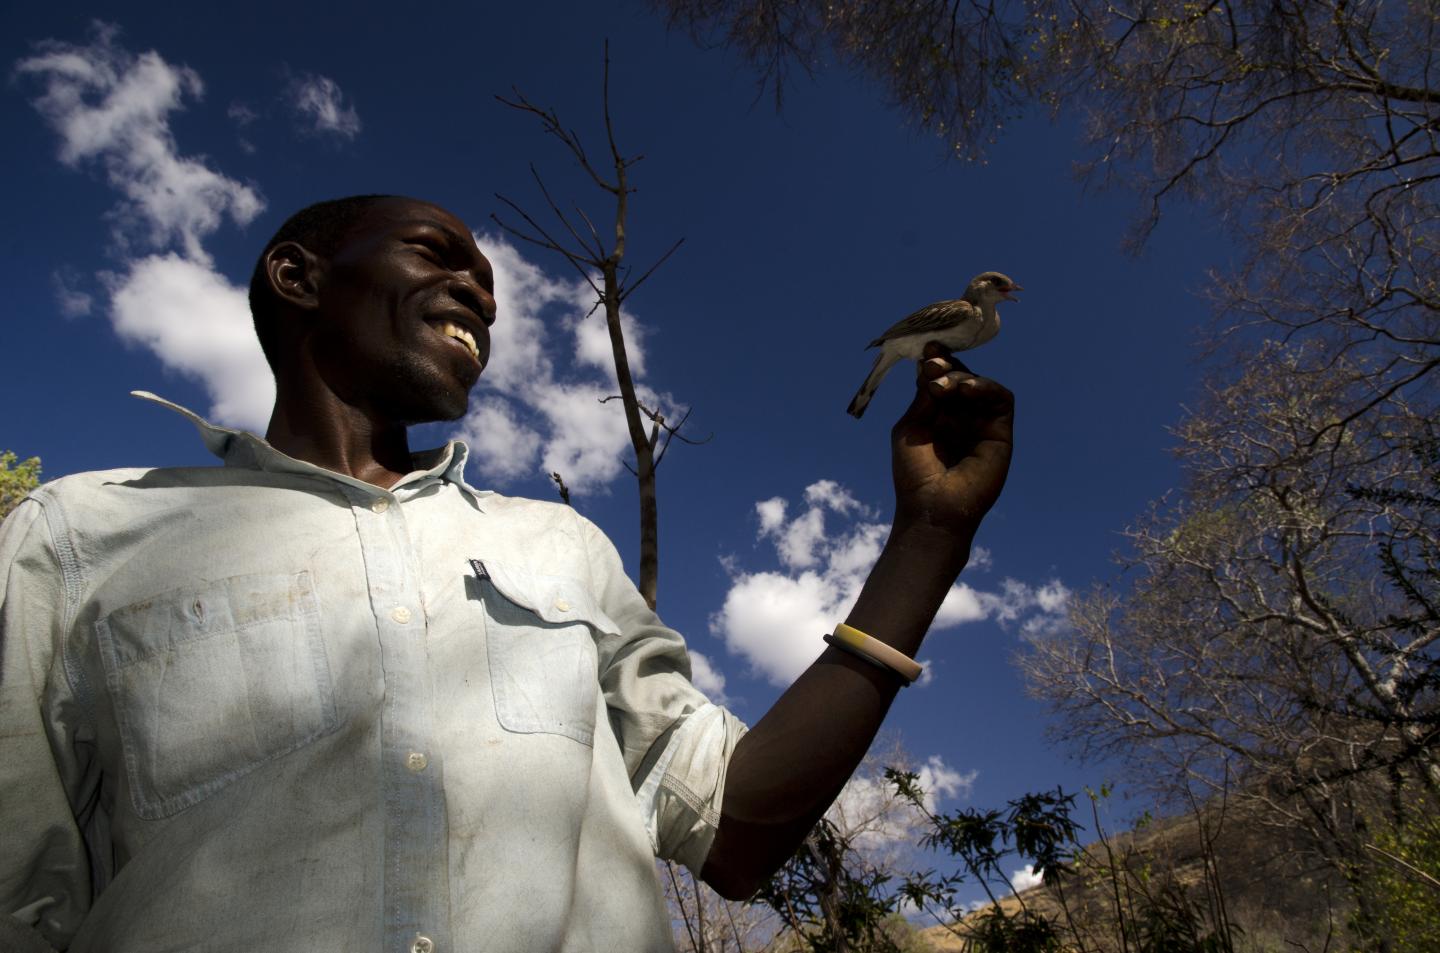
[493,42,702,610]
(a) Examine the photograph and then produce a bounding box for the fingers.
[919,357,971,394]
[897,357,1013,433]
[920,341,973,374]
[919,358,1005,408]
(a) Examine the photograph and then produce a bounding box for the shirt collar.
[132,390,490,504]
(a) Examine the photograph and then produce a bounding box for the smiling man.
[0,195,1014,952]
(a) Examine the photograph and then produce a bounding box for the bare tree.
[493,43,703,610]
[1019,342,1439,941]
[662,860,778,953]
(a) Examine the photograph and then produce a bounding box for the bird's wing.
[867,299,978,348]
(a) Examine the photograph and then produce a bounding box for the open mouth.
[427,318,481,362]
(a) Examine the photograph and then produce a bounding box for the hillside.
[914,796,1348,952]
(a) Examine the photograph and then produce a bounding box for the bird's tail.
[847,351,897,419]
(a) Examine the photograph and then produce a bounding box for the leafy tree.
[755,815,910,953]
[744,740,950,952]
[0,451,41,520]
[1019,346,1439,946]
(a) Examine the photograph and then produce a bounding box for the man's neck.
[265,385,415,489]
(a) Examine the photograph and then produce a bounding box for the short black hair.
[248,194,400,370]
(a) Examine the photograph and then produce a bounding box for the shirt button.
[554,598,571,612]
[371,498,390,514]
[406,752,429,773]
[411,936,434,953]
[391,606,412,624]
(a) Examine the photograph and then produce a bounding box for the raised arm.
[701,344,1014,898]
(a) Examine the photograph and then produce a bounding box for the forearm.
[700,521,973,899]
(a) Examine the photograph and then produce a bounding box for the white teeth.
[436,320,479,360]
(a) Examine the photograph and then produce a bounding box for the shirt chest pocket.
[477,564,616,747]
[94,571,338,820]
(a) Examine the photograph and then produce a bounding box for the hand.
[890,341,1014,540]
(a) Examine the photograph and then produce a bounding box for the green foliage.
[0,451,42,520]
[894,776,1244,953]
[1354,806,1440,953]
[964,907,1065,953]
[755,817,907,953]
[888,773,1074,952]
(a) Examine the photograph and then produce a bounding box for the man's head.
[250,195,497,425]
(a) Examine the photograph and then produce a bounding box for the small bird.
[846,271,1021,418]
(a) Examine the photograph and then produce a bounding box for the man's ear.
[264,241,325,311]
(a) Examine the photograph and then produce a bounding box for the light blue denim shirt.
[0,393,745,953]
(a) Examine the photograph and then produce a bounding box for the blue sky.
[3,2,1232,881]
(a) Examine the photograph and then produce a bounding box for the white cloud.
[538,384,637,488]
[1010,864,1044,893]
[18,25,274,431]
[756,497,787,534]
[287,74,361,139]
[106,254,273,431]
[711,481,1074,685]
[916,754,974,803]
[804,479,866,515]
[713,481,889,685]
[16,23,264,262]
[455,399,543,481]
[828,754,976,857]
[711,568,855,685]
[1034,580,1070,613]
[934,583,987,627]
[977,578,1073,639]
[757,480,877,572]
[573,308,645,380]
[687,651,729,704]
[455,231,670,494]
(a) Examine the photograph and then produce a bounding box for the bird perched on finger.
[846,271,1021,418]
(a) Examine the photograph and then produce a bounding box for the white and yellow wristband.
[823,622,923,686]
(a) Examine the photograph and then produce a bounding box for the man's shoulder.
[30,464,233,520]
[479,491,590,533]
[471,492,617,565]
[36,465,219,498]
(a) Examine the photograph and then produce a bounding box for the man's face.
[311,198,497,425]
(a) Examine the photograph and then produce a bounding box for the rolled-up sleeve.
[0,499,94,951]
[578,516,747,874]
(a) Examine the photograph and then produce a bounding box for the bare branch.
[498,45,700,609]
[530,164,606,261]
[619,237,687,302]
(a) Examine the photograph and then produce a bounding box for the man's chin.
[386,374,475,426]
[404,389,471,426]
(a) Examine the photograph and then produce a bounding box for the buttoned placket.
[352,486,451,953]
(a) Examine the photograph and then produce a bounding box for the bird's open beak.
[1003,284,1023,301]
